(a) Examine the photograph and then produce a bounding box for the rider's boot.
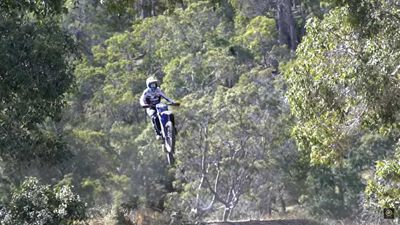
[151,116,162,140]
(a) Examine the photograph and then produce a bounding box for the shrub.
[1,177,87,225]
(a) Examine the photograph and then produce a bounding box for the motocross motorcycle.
[144,102,180,165]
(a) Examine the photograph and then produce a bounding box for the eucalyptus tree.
[0,1,84,223]
[284,0,400,213]
[0,0,77,173]
[170,68,296,221]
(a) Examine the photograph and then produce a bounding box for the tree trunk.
[279,193,286,213]
[151,0,157,17]
[266,194,272,217]
[299,1,307,41]
[222,207,231,222]
[140,0,151,18]
[276,0,298,50]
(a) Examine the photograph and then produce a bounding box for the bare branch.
[203,169,228,206]
[391,64,400,77]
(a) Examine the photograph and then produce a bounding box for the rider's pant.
[146,107,161,135]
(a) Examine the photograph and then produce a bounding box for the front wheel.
[164,122,175,165]
[166,152,175,166]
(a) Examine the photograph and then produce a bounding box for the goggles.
[149,83,157,89]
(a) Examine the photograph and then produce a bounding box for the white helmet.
[146,77,158,91]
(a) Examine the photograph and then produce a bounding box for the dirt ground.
[204,219,322,225]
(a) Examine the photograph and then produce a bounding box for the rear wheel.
[164,122,175,165]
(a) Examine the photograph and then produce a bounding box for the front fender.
[159,111,173,127]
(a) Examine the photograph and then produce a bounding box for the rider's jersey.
[139,87,174,106]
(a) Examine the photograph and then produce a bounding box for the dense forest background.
[0,0,399,224]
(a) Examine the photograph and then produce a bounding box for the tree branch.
[204,169,228,206]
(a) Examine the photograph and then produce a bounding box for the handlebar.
[169,102,180,106]
[141,102,180,108]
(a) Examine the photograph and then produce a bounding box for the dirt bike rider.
[140,77,176,139]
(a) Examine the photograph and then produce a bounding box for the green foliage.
[0,2,80,221]
[284,0,400,216]
[0,0,67,19]
[283,7,355,164]
[0,0,76,164]
[3,0,383,222]
[170,68,296,220]
[234,16,277,60]
[300,165,363,218]
[1,177,86,225]
[365,143,400,211]
[284,4,400,164]
[62,0,311,221]
[289,132,397,219]
[18,0,395,221]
